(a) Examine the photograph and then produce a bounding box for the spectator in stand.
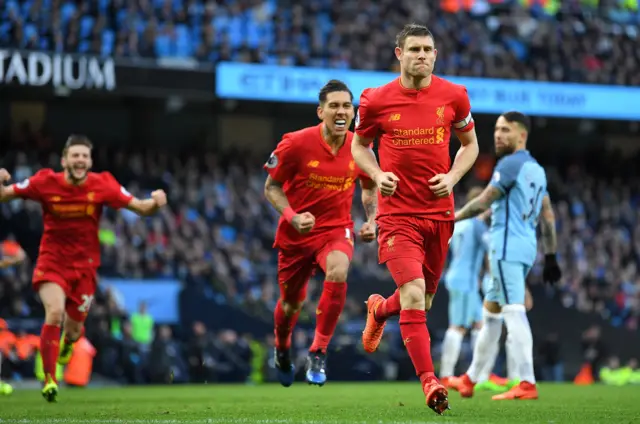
[0,1,638,85]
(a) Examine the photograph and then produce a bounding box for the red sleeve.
[452,86,475,133]
[263,134,298,183]
[11,169,51,201]
[355,88,380,139]
[101,172,134,209]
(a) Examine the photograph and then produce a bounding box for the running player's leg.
[273,250,314,387]
[305,231,353,385]
[492,262,538,400]
[34,267,68,402]
[59,268,96,365]
[453,264,505,398]
[440,289,468,385]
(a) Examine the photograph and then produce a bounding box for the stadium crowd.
[1,0,639,85]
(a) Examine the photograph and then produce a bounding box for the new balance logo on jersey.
[307,160,319,168]
[388,113,401,121]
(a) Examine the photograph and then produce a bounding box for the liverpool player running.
[0,136,167,402]
[264,80,377,387]
[450,111,561,400]
[351,24,479,414]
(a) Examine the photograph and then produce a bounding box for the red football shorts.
[377,216,454,293]
[32,262,98,323]
[277,227,355,304]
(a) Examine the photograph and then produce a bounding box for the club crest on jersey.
[349,160,355,171]
[436,106,445,125]
[266,153,278,169]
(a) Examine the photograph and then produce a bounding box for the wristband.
[283,207,296,223]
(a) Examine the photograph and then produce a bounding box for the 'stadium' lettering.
[0,50,116,91]
[392,127,445,146]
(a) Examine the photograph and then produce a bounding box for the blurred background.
[0,0,639,389]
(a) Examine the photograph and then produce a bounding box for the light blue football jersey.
[444,217,488,292]
[488,149,547,266]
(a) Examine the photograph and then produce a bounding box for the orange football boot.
[449,374,475,398]
[424,379,450,415]
[492,381,539,400]
[362,294,386,353]
[441,376,455,390]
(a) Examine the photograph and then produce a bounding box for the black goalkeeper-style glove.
[543,254,562,285]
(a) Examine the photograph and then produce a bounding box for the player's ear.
[394,46,402,61]
[434,49,438,59]
[317,105,324,121]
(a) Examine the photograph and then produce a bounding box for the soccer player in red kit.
[264,80,378,387]
[351,24,479,414]
[0,135,167,402]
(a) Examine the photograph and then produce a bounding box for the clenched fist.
[292,211,315,234]
[374,171,399,197]
[151,190,168,207]
[359,221,376,243]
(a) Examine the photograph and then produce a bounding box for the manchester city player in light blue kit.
[440,187,488,387]
[448,111,562,400]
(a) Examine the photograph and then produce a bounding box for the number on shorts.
[78,294,94,313]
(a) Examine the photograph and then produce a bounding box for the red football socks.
[310,281,347,353]
[40,324,61,383]
[274,299,300,351]
[375,290,401,322]
[64,326,85,344]
[399,310,436,393]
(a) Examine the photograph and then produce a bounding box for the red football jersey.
[11,169,133,267]
[264,124,371,249]
[355,75,474,221]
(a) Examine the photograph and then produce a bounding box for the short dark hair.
[62,134,93,156]
[318,79,353,104]
[396,23,434,49]
[500,111,531,133]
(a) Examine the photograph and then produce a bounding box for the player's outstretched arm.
[126,190,167,216]
[0,169,18,202]
[454,185,502,222]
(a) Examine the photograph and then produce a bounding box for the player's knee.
[399,280,425,310]
[449,325,467,335]
[483,300,501,314]
[44,307,65,325]
[282,300,304,316]
[424,292,435,311]
[324,252,350,282]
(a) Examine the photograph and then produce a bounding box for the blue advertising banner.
[100,278,181,324]
[216,62,640,121]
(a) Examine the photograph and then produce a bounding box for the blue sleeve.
[489,156,522,194]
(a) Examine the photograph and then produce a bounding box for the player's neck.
[321,124,345,153]
[400,72,432,90]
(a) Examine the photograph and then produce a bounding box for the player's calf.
[38,283,66,386]
[58,317,85,365]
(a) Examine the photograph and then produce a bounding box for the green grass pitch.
[0,383,637,423]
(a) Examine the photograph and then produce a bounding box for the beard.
[495,145,516,159]
[66,165,88,182]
